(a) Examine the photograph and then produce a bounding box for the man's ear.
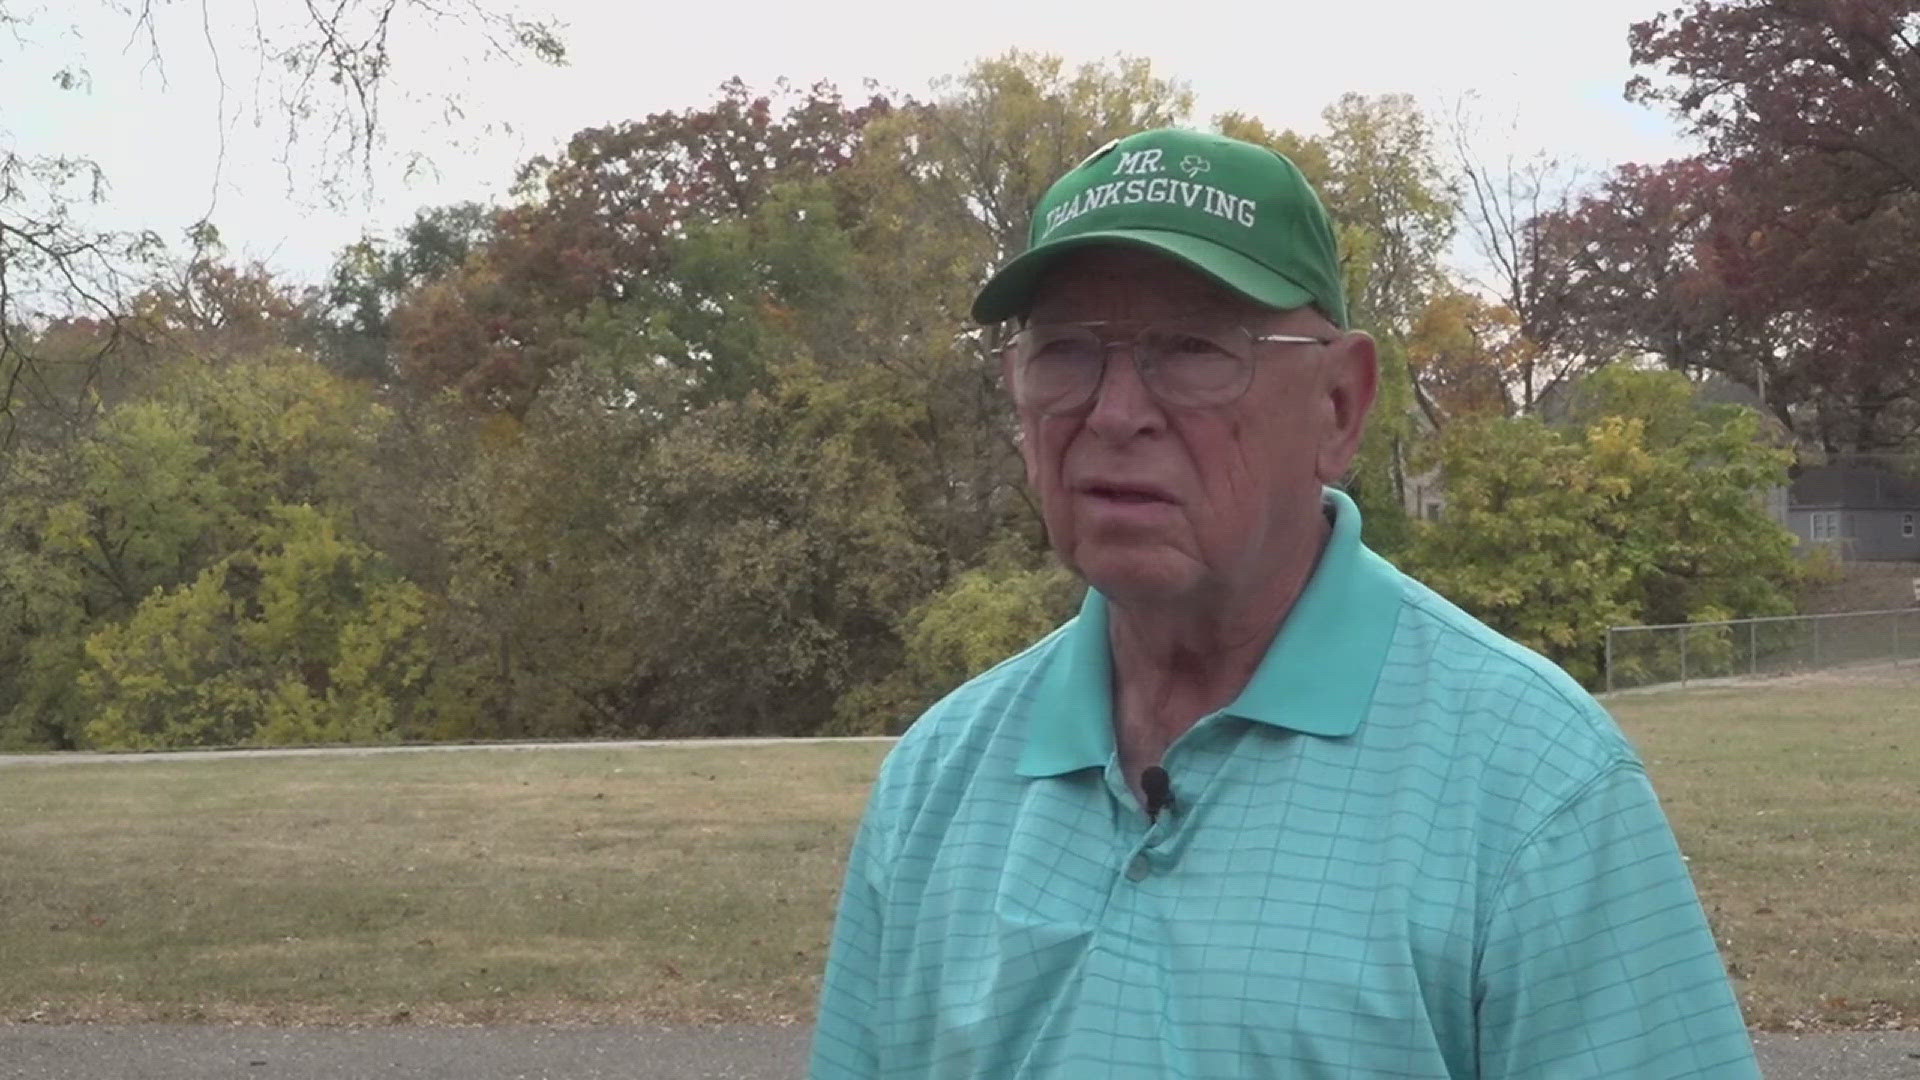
[1315,331,1379,484]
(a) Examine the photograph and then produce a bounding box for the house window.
[1424,501,1442,522]
[1905,513,1915,538]
[1811,514,1827,541]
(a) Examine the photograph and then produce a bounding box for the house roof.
[1531,371,1792,440]
[1790,464,1920,510]
[1693,375,1770,412]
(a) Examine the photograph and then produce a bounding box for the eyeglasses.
[1007,319,1335,415]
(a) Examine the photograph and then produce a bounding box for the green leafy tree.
[82,505,432,749]
[0,295,388,747]
[407,365,660,741]
[0,395,235,748]
[422,350,939,740]
[626,366,940,736]
[1399,366,1798,684]
[1557,365,1801,628]
[1318,94,1458,340]
[902,566,1081,705]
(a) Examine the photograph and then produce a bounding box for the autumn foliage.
[1620,0,1920,450]
[3,32,1894,748]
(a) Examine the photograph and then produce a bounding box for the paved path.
[3,1024,1917,1078]
[0,1024,800,1079]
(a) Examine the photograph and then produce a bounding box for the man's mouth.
[1080,483,1175,505]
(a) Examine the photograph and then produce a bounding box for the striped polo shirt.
[812,489,1759,1079]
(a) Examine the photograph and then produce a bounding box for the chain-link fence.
[1605,608,1920,693]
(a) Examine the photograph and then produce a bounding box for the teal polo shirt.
[812,490,1759,1079]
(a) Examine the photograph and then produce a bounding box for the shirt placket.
[1075,718,1227,1073]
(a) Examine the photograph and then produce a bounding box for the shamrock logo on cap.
[1179,154,1211,178]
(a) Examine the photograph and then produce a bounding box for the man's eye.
[1031,336,1097,360]
[1157,333,1232,357]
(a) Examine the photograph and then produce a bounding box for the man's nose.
[1083,345,1165,442]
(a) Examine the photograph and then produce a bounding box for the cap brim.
[970,228,1319,324]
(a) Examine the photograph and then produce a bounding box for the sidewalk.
[3,1023,1917,1078]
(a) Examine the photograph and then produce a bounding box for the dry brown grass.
[1609,669,1920,1030]
[3,672,1915,1031]
[0,744,887,1025]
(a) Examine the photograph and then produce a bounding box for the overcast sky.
[3,0,1697,288]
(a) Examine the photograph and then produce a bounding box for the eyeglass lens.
[1013,322,1253,412]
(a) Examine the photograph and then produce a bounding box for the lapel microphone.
[1142,765,1173,823]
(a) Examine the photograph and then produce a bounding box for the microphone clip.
[1141,765,1174,823]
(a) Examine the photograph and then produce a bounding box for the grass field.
[0,743,888,1025]
[1608,667,1920,1030]
[2,669,1916,1030]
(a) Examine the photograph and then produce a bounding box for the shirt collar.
[1016,487,1404,778]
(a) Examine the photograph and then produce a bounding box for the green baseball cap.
[970,127,1347,328]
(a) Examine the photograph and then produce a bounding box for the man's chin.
[1068,547,1205,606]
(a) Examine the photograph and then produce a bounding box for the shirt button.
[1125,853,1150,881]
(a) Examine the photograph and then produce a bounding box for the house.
[1400,403,1445,524]
[1404,468,1445,524]
[1788,462,1920,562]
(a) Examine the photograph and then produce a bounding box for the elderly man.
[810,129,1760,1079]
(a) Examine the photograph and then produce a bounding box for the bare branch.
[124,0,170,86]
[2,0,567,448]
[198,0,230,224]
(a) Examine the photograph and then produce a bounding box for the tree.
[620,365,942,737]
[0,157,162,455]
[1627,0,1920,450]
[317,202,497,383]
[389,79,893,414]
[1317,94,1456,341]
[1399,366,1800,684]
[1696,146,1920,449]
[1446,106,1593,414]
[0,279,387,748]
[901,565,1080,706]
[1400,415,1642,682]
[81,505,432,749]
[1405,289,1532,419]
[419,352,940,741]
[1,0,565,447]
[1526,159,1787,408]
[1628,0,1920,190]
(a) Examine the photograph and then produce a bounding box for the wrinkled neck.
[1107,511,1330,762]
